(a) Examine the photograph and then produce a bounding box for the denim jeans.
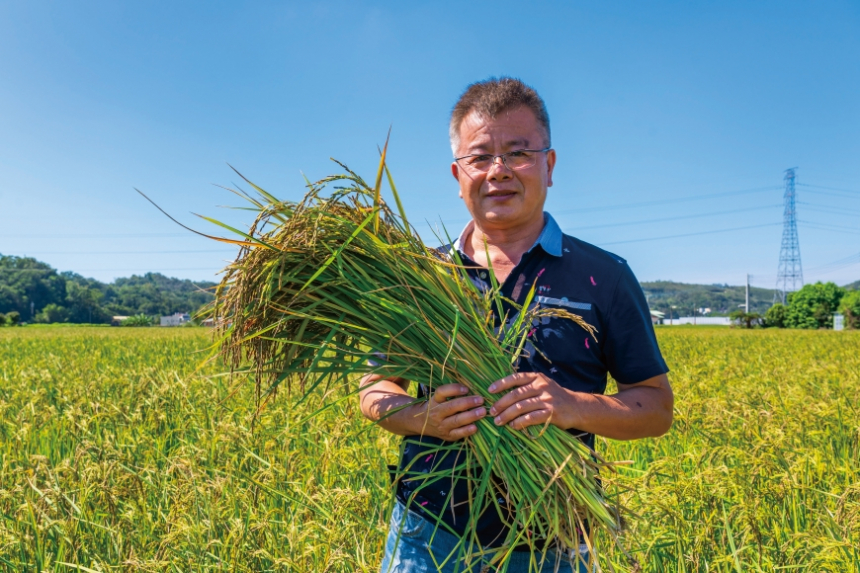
[379,500,595,573]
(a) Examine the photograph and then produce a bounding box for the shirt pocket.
[532,296,600,355]
[534,296,592,312]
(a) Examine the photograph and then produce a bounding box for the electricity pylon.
[774,168,803,304]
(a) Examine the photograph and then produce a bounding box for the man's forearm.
[561,377,674,440]
[359,378,427,436]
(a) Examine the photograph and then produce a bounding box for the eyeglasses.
[454,147,551,173]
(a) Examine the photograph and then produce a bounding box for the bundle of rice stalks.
[200,151,621,569]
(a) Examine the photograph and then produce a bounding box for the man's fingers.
[446,423,478,441]
[448,406,487,429]
[489,385,539,416]
[432,395,484,418]
[493,397,546,426]
[488,372,537,394]
[508,409,552,431]
[432,383,470,403]
[434,405,484,441]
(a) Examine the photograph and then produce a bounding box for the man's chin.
[475,209,524,227]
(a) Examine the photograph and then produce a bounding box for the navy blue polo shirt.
[394,212,669,548]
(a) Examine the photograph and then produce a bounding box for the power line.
[552,185,780,215]
[797,202,860,217]
[801,188,860,201]
[12,249,236,256]
[805,252,860,273]
[596,221,783,246]
[2,267,222,273]
[0,232,191,239]
[562,203,781,232]
[799,220,860,234]
[798,183,860,195]
[807,260,860,278]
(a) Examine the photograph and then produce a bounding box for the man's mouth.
[485,190,518,200]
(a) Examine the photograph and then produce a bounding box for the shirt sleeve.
[604,263,669,385]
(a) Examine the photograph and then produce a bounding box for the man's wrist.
[401,401,428,436]
[557,388,588,431]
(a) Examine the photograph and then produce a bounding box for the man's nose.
[487,156,512,179]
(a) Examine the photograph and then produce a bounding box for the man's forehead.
[458,108,543,151]
[463,135,532,153]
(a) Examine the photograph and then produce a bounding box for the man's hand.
[488,372,674,439]
[488,372,575,431]
[358,375,487,441]
[415,383,487,441]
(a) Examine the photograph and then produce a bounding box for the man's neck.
[464,215,545,282]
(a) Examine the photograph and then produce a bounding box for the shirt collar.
[451,212,563,258]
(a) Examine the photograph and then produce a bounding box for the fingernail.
[460,386,468,394]
[489,407,496,416]
[488,384,497,392]
[473,397,483,405]
[494,416,502,425]
[476,409,485,417]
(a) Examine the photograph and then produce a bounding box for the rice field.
[0,326,857,571]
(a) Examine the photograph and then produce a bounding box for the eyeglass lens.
[464,150,538,172]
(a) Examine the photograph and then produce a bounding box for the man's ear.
[451,162,465,198]
[546,148,557,188]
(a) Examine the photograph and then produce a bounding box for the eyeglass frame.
[453,147,552,172]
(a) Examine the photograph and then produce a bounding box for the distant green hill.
[641,281,776,316]
[641,279,860,316]
[0,254,215,324]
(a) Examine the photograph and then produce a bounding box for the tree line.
[642,280,782,317]
[1,254,857,328]
[0,255,215,325]
[754,281,860,329]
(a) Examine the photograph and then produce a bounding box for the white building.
[160,312,190,327]
[834,314,844,331]
[666,316,732,326]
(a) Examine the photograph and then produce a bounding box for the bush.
[6,311,20,326]
[36,303,71,323]
[729,310,762,328]
[785,282,845,329]
[764,303,787,328]
[121,314,154,327]
[839,290,860,329]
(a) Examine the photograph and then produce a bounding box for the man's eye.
[468,155,493,165]
[508,150,529,158]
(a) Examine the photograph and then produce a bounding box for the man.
[360,77,673,573]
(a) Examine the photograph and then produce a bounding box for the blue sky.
[1,1,858,288]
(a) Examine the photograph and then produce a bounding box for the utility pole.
[745,274,750,314]
[775,168,803,304]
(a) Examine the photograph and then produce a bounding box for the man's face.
[451,106,556,231]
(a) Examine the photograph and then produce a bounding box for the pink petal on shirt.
[590,276,597,286]
[584,338,590,349]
